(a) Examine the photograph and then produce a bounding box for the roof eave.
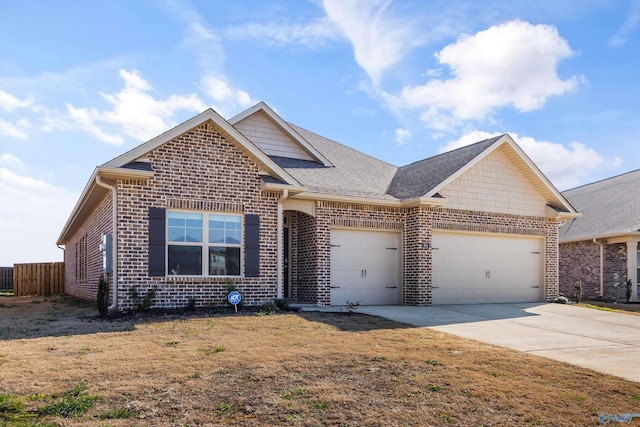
[104,108,302,187]
[57,167,154,246]
[288,191,448,208]
[425,134,578,215]
[261,181,308,195]
[560,231,640,244]
[229,101,334,167]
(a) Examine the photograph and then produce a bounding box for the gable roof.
[387,136,502,199]
[278,124,399,201]
[228,101,332,167]
[104,108,300,186]
[559,169,640,242]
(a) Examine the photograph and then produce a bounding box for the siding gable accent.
[440,146,547,217]
[245,214,260,277]
[234,110,315,161]
[148,207,166,277]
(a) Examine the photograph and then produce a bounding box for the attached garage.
[431,232,544,304]
[330,229,401,305]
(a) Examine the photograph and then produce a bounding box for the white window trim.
[166,210,244,277]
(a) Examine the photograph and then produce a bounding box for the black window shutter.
[148,207,166,277]
[245,214,260,277]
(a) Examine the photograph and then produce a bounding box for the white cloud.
[169,2,257,118]
[224,17,341,48]
[384,20,583,130]
[442,131,622,190]
[0,90,34,112]
[610,0,640,47]
[0,118,28,140]
[200,77,256,118]
[66,69,208,144]
[0,153,23,167]
[0,165,78,265]
[394,128,412,145]
[322,0,425,86]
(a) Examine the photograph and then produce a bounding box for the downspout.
[95,175,118,311]
[593,238,604,297]
[277,189,289,299]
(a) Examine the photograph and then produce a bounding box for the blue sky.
[1,0,639,265]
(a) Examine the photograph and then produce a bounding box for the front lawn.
[1,296,639,426]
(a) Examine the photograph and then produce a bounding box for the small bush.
[274,298,290,311]
[258,301,278,315]
[554,296,570,304]
[626,279,632,303]
[97,274,110,318]
[128,286,157,311]
[574,280,583,304]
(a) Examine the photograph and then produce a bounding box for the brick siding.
[559,240,630,302]
[64,120,562,309]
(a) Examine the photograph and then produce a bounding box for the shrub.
[554,296,570,304]
[574,280,583,304]
[626,279,633,303]
[274,298,290,311]
[128,286,157,311]
[97,274,110,318]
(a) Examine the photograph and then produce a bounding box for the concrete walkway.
[308,303,640,383]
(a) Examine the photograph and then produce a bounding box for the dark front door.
[284,227,290,299]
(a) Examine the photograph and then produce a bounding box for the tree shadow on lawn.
[0,295,414,341]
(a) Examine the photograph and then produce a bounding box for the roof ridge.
[287,122,399,170]
[563,168,640,193]
[398,134,505,169]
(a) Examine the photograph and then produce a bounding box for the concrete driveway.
[353,303,640,383]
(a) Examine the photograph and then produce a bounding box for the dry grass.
[1,295,639,426]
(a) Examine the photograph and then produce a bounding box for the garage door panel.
[330,229,400,305]
[432,232,543,305]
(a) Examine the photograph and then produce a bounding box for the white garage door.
[432,232,543,304]
[330,229,401,305]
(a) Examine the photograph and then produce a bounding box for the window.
[75,234,87,282]
[167,211,241,276]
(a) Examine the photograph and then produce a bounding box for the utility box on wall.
[99,233,113,274]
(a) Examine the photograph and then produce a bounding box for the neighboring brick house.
[57,102,578,310]
[559,170,640,302]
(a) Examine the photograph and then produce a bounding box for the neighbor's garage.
[431,231,543,304]
[330,229,401,305]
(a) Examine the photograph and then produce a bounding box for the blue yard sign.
[228,291,241,312]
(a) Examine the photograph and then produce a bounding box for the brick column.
[403,207,432,305]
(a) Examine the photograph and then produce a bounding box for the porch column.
[628,239,639,302]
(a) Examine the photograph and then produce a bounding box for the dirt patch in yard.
[1,295,639,426]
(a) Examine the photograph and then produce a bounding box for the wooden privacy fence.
[13,262,65,297]
[0,267,13,291]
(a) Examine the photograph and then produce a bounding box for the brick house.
[559,170,640,302]
[57,102,578,310]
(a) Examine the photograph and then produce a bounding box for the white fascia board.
[57,167,155,245]
[501,135,578,215]
[560,232,640,244]
[424,136,507,199]
[229,101,333,167]
[290,191,447,208]
[425,134,577,215]
[261,181,308,195]
[103,108,301,187]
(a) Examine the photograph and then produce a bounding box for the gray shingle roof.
[559,169,640,241]
[280,125,400,200]
[275,125,504,201]
[386,136,504,199]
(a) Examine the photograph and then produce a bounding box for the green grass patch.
[584,304,615,312]
[100,407,143,419]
